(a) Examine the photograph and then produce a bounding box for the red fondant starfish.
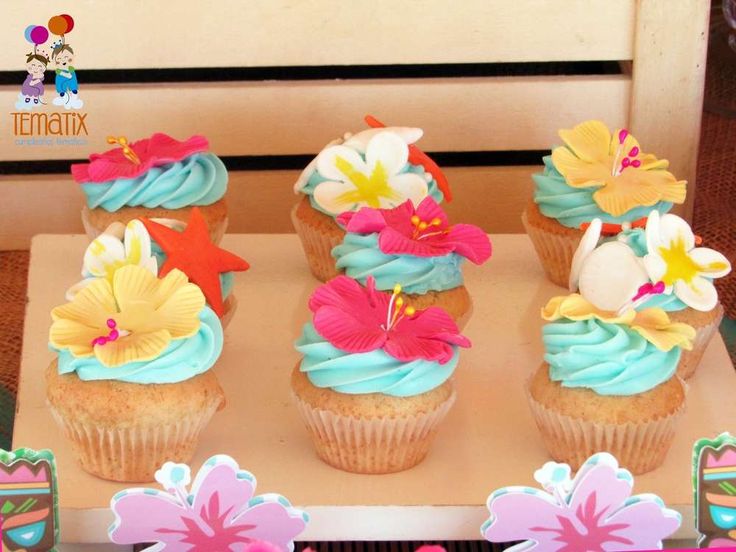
[141,208,249,317]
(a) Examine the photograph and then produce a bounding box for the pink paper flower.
[337,198,491,264]
[109,455,307,551]
[72,133,210,183]
[310,275,470,364]
[482,453,681,551]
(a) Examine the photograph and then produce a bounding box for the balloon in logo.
[60,14,75,34]
[29,26,49,45]
[48,15,68,36]
[24,24,36,43]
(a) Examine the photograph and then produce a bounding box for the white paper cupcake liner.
[292,390,456,474]
[521,208,579,288]
[290,203,343,282]
[676,304,724,379]
[525,379,686,475]
[48,401,221,482]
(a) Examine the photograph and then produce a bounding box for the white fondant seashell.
[578,241,649,312]
[569,218,602,291]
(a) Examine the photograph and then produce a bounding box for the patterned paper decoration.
[694,433,736,548]
[0,448,59,551]
[109,454,308,551]
[482,452,681,551]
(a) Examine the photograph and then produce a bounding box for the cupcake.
[291,115,452,281]
[292,275,470,474]
[48,264,226,482]
[332,197,491,328]
[66,209,248,329]
[528,239,696,474]
[522,119,687,287]
[570,211,731,378]
[72,133,229,243]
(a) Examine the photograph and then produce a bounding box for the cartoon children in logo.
[14,24,49,110]
[48,14,82,110]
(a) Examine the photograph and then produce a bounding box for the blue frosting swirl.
[81,153,227,211]
[543,318,680,396]
[609,229,686,312]
[56,307,223,384]
[295,323,457,397]
[300,163,444,218]
[533,155,672,228]
[331,233,464,294]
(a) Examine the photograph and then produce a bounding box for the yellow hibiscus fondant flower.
[550,120,686,217]
[542,294,695,352]
[50,264,205,367]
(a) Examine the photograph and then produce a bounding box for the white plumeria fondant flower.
[65,219,158,300]
[311,130,429,215]
[644,211,731,311]
[292,126,424,193]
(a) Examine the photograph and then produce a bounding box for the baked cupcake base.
[669,303,724,379]
[46,360,225,482]
[291,365,455,474]
[82,199,228,244]
[407,286,473,330]
[526,363,685,475]
[522,201,583,288]
[291,195,344,282]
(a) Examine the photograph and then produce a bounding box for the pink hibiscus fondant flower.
[482,453,681,551]
[72,133,210,183]
[109,455,308,551]
[310,275,470,364]
[337,198,492,263]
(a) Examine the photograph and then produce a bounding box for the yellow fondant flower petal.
[52,278,117,327]
[50,264,205,368]
[550,119,686,217]
[631,308,696,352]
[592,169,686,217]
[558,120,611,163]
[94,328,171,367]
[542,294,695,352]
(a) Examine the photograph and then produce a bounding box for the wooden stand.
[14,234,735,545]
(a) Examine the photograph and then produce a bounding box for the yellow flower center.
[333,156,401,208]
[658,237,727,285]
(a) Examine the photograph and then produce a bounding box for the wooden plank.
[629,0,709,221]
[1,75,630,160]
[0,166,535,249]
[3,1,635,70]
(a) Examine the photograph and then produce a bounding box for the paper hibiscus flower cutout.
[311,130,430,215]
[310,275,470,364]
[337,198,491,263]
[109,455,308,551]
[643,211,731,312]
[65,220,159,300]
[50,265,204,367]
[482,452,681,551]
[72,133,209,183]
[551,120,686,217]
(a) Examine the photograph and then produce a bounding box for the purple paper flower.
[109,455,308,551]
[482,453,681,551]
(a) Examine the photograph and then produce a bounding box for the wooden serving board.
[13,234,736,544]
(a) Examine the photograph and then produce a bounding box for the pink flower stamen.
[611,128,642,176]
[92,318,125,347]
[382,284,416,331]
[411,215,445,241]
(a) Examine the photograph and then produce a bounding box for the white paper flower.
[311,130,429,215]
[644,211,731,311]
[154,461,191,491]
[65,219,158,300]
